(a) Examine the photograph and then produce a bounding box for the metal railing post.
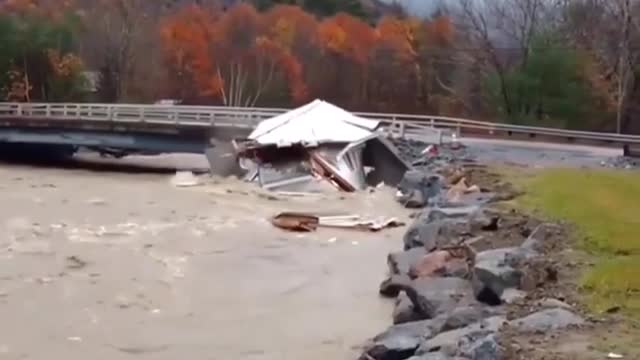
[390,116,397,137]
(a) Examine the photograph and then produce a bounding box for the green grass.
[515,168,640,316]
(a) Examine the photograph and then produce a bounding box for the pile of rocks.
[390,138,475,172]
[601,156,640,170]
[358,164,584,360]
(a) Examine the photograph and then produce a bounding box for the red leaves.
[160,5,222,97]
[159,3,455,107]
[160,3,312,105]
[318,14,376,64]
[47,49,83,77]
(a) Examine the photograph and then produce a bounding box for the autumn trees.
[157,2,457,113]
[3,0,640,133]
[160,4,307,106]
[0,1,87,102]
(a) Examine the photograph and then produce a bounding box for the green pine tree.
[486,33,596,129]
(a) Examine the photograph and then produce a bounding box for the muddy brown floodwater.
[0,160,412,360]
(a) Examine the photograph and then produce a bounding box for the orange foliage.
[160,5,221,96]
[159,3,456,110]
[263,5,318,50]
[318,14,377,64]
[376,16,422,62]
[47,49,83,77]
[160,3,308,104]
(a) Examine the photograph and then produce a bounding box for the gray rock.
[389,248,429,276]
[407,352,454,360]
[404,278,476,319]
[442,306,505,332]
[431,206,481,219]
[474,248,520,265]
[469,211,500,232]
[500,289,526,304]
[462,334,501,360]
[471,246,541,303]
[473,260,523,299]
[438,258,470,279]
[403,217,469,251]
[362,319,444,360]
[417,316,506,356]
[449,192,497,207]
[397,171,442,209]
[537,298,572,310]
[393,292,422,324]
[403,190,428,209]
[380,275,412,298]
[510,308,584,333]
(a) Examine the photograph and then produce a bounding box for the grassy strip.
[514,168,640,316]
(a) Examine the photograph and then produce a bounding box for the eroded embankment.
[358,141,588,360]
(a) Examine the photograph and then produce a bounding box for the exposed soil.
[436,160,638,360]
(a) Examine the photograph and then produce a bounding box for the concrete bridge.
[1,102,639,162]
[0,103,279,158]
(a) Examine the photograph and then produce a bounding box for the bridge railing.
[2,102,640,144]
[0,102,280,128]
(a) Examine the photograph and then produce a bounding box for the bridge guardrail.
[1,102,640,145]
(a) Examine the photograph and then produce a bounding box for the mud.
[0,160,412,360]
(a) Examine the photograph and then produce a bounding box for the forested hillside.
[1,0,639,133]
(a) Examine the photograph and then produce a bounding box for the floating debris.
[271,212,404,232]
[170,171,201,187]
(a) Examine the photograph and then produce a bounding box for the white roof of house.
[249,99,380,146]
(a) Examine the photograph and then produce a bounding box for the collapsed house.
[233,99,412,192]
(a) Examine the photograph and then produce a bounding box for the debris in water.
[65,255,88,270]
[87,198,107,206]
[271,212,404,232]
[234,99,411,192]
[170,171,201,187]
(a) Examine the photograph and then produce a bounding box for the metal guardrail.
[1,102,640,145]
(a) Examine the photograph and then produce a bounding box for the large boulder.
[510,308,585,333]
[396,171,443,209]
[441,305,505,332]
[403,206,493,251]
[403,278,477,319]
[388,248,429,276]
[393,292,421,324]
[472,260,523,300]
[409,250,454,278]
[460,334,502,360]
[416,316,506,356]
[380,274,413,298]
[361,319,444,360]
[471,247,540,303]
[403,219,468,251]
